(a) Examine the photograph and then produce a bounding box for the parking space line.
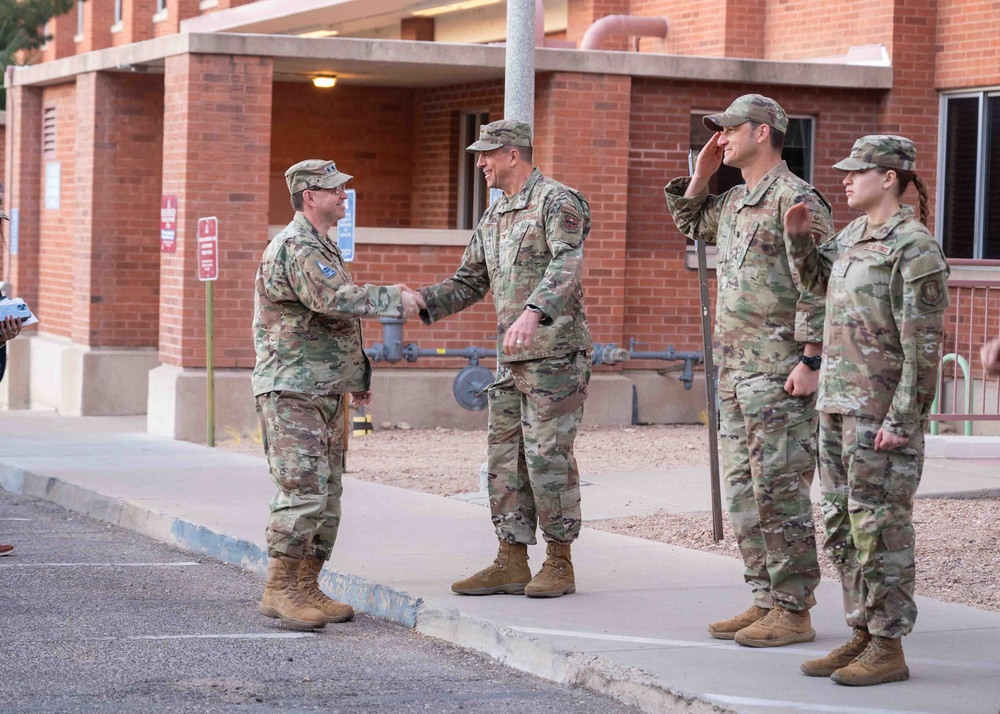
[0,561,201,568]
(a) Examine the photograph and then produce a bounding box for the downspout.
[579,15,669,50]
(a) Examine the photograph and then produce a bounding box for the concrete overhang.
[5,32,893,91]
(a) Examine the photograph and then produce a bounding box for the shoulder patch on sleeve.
[560,209,582,234]
[315,260,337,279]
[920,279,945,307]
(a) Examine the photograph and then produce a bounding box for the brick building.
[0,0,995,441]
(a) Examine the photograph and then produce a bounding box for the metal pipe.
[579,15,668,51]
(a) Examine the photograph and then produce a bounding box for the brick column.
[152,53,272,441]
[115,0,157,46]
[3,84,42,306]
[79,0,114,53]
[160,53,272,369]
[154,0,201,37]
[41,10,78,62]
[535,71,633,422]
[535,72,631,347]
[74,71,163,349]
[1,84,42,409]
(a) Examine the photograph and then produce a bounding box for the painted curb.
[0,463,733,714]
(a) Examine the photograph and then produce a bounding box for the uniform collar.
[498,168,543,213]
[849,205,915,246]
[738,161,790,209]
[293,211,338,250]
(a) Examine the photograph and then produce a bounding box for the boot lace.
[827,629,869,658]
[853,637,888,667]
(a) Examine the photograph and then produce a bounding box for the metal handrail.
[930,353,973,436]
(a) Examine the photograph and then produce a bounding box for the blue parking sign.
[337,189,356,262]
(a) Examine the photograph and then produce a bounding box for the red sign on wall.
[160,195,178,253]
[197,216,219,282]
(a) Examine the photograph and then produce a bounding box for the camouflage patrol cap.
[704,94,789,134]
[466,120,532,153]
[832,135,917,173]
[285,159,353,195]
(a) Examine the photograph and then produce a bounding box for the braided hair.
[876,167,930,226]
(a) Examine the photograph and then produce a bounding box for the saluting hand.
[784,200,813,238]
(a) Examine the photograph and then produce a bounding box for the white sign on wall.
[44,162,61,210]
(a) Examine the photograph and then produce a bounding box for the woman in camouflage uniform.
[786,136,949,686]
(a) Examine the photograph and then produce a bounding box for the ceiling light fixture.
[299,29,339,38]
[412,0,501,17]
[312,75,337,88]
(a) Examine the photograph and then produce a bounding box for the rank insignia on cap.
[316,260,337,279]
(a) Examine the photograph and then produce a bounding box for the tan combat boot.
[452,541,532,595]
[801,628,872,676]
[734,604,815,647]
[299,556,355,623]
[258,556,327,630]
[831,635,909,686]
[708,604,769,640]
[524,542,575,598]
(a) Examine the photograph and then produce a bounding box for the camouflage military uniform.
[817,176,948,638]
[665,155,832,612]
[253,161,405,561]
[419,151,592,546]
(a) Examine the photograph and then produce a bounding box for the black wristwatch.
[799,354,822,371]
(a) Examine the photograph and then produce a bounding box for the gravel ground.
[220,424,1000,614]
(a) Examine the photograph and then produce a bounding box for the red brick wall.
[79,0,114,53]
[536,72,631,347]
[410,80,504,230]
[160,54,273,368]
[154,0,201,37]
[935,0,1000,89]
[626,80,881,354]
[269,82,416,228]
[875,0,939,228]
[37,83,78,339]
[115,0,158,46]
[630,0,727,56]
[73,72,162,347]
[41,10,78,62]
[764,0,893,60]
[3,86,43,311]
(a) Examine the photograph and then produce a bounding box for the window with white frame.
[114,0,123,24]
[457,110,491,230]
[938,91,1000,259]
[76,0,84,36]
[157,0,167,12]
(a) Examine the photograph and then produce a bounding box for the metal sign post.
[689,151,724,542]
[197,216,219,447]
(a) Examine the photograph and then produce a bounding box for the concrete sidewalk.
[1,412,998,714]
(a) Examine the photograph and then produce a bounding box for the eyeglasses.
[307,185,347,196]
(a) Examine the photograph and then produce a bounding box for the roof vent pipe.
[579,15,668,50]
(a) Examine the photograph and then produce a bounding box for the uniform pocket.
[500,223,531,269]
[510,352,590,420]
